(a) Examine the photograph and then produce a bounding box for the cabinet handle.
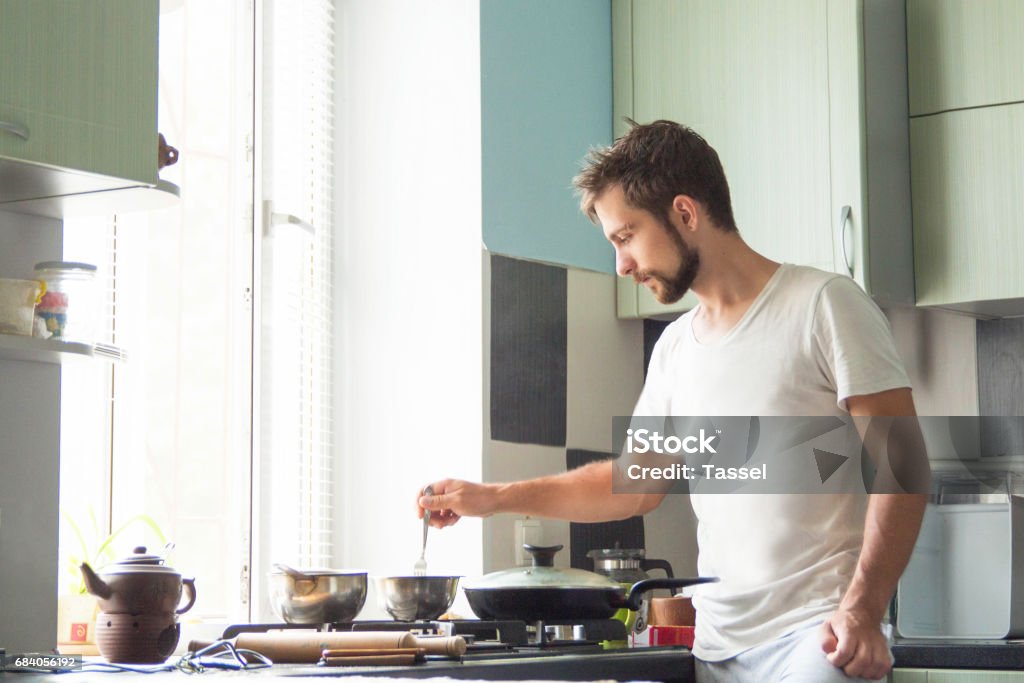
[0,121,29,141]
[838,205,854,276]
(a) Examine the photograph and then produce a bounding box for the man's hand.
[416,479,502,528]
[820,608,892,680]
[414,461,657,527]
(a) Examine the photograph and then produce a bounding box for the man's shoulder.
[777,264,849,293]
[773,264,867,310]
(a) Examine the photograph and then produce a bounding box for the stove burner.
[221,618,627,651]
[527,619,627,646]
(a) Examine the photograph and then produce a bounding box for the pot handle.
[177,577,198,615]
[523,544,563,568]
[640,558,676,593]
[623,577,718,611]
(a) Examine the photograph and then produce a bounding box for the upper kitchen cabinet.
[908,1,1024,317]
[911,103,1024,317]
[0,0,165,218]
[613,0,914,318]
[907,0,1024,116]
[481,0,614,275]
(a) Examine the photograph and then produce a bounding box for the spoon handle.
[422,485,434,548]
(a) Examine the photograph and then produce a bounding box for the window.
[58,0,335,629]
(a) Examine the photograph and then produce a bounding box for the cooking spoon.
[274,562,315,581]
[414,485,433,576]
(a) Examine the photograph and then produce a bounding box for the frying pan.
[462,545,717,622]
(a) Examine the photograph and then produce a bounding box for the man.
[419,120,927,682]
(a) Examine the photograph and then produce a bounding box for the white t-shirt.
[633,263,911,661]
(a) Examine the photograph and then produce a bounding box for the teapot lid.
[101,546,180,576]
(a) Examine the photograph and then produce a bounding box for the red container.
[648,625,695,648]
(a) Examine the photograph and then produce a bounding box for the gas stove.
[215,619,693,682]
[221,618,629,655]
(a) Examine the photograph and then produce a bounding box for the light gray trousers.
[694,621,891,683]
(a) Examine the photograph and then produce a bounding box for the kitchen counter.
[6,640,1024,681]
[0,647,695,683]
[892,638,1024,670]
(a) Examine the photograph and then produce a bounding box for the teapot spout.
[79,562,113,600]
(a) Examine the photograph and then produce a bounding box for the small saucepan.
[462,545,717,622]
[374,576,460,621]
[269,564,367,624]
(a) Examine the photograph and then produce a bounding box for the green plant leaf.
[94,514,168,563]
[62,509,168,596]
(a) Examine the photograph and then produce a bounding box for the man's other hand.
[820,608,892,680]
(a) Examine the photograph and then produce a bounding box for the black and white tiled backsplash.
[488,254,665,567]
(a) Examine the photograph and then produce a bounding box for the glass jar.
[33,261,99,343]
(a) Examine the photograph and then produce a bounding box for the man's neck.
[689,238,780,340]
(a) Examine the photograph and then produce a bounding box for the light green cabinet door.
[911,104,1024,316]
[615,0,832,319]
[0,0,158,204]
[928,671,1024,682]
[895,668,1024,682]
[892,670,929,683]
[908,0,1024,116]
[612,0,913,318]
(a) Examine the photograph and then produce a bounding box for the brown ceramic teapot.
[80,546,196,616]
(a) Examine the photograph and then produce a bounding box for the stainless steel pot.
[268,565,368,624]
[374,576,459,621]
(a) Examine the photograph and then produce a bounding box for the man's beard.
[640,220,700,304]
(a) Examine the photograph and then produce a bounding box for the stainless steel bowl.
[375,576,460,621]
[268,569,368,624]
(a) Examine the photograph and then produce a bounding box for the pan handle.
[622,577,718,611]
[640,558,676,595]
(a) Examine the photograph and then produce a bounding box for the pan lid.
[463,544,621,590]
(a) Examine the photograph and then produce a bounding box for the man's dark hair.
[573,119,738,233]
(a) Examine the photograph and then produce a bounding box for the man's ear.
[672,195,699,230]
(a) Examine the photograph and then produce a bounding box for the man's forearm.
[492,460,663,522]
[841,492,928,621]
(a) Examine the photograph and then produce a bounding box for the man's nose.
[616,250,635,277]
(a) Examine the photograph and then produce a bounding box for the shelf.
[0,179,180,219]
[0,333,126,365]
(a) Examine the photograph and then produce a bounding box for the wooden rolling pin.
[412,634,467,657]
[320,648,426,667]
[322,654,418,667]
[189,632,466,664]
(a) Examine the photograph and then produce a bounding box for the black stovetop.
[222,618,629,652]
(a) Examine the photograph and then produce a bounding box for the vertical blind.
[259,0,336,568]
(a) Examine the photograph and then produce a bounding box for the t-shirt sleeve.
[811,276,912,411]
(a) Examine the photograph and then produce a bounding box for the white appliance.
[897,483,1024,639]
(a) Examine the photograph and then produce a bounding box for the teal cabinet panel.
[481,0,614,275]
